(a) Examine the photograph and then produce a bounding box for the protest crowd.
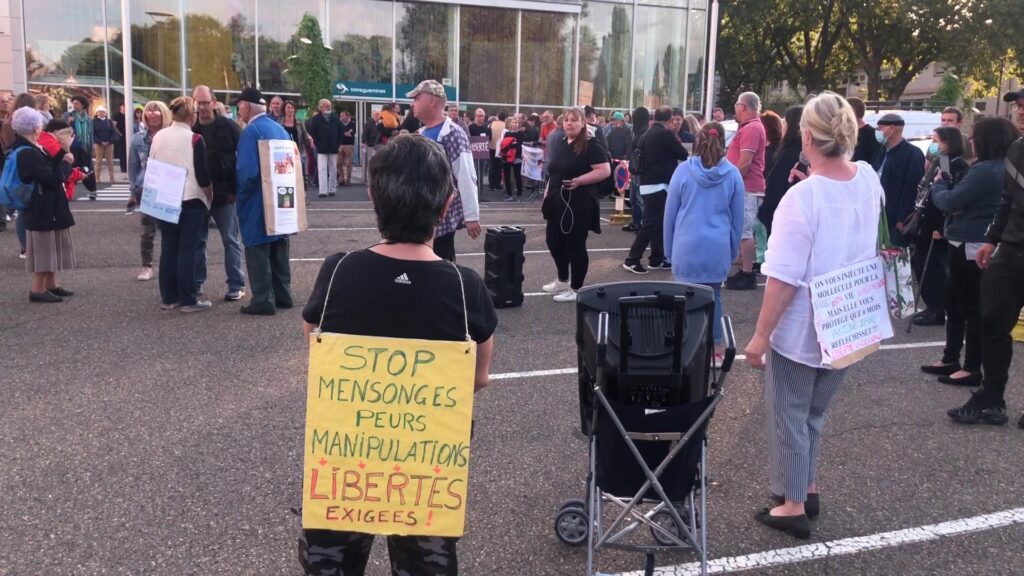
[3,76,1024,574]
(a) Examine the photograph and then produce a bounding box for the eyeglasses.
[1012,102,1023,112]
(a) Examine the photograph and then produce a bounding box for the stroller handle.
[717,315,737,380]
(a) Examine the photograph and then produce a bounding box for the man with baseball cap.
[232,87,295,315]
[1003,88,1024,133]
[407,79,481,261]
[873,112,925,246]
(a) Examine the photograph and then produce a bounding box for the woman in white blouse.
[744,92,884,539]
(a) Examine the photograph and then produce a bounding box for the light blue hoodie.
[663,156,746,283]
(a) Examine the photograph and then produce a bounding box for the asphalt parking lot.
[1,184,1023,576]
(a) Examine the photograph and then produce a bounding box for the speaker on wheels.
[485,226,525,308]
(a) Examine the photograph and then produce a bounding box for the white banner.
[522,145,544,181]
[138,158,186,224]
[810,257,894,368]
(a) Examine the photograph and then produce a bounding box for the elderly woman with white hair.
[10,106,76,302]
[744,92,884,539]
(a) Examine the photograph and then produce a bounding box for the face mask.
[875,129,886,144]
[928,142,940,156]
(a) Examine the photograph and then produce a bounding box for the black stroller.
[554,281,736,576]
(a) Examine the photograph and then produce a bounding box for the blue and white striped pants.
[764,349,848,503]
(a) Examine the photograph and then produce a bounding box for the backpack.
[628,130,648,176]
[0,147,35,210]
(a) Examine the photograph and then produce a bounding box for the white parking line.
[613,506,1024,576]
[486,342,944,380]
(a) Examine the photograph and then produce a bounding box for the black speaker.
[576,282,714,416]
[484,226,526,308]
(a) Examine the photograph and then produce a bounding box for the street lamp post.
[703,0,720,120]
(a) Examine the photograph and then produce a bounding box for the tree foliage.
[291,14,332,109]
[716,0,1015,105]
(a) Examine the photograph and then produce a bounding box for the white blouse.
[761,161,884,368]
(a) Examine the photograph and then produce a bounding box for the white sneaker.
[179,300,212,313]
[542,279,571,293]
[137,267,153,281]
[553,289,577,303]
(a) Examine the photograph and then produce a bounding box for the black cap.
[233,87,266,106]
[1002,89,1024,103]
[876,113,905,126]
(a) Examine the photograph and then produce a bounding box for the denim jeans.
[629,178,643,224]
[195,202,246,293]
[158,200,208,306]
[700,282,724,345]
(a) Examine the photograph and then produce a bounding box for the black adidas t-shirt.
[303,250,498,344]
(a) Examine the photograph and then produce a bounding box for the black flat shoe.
[920,362,960,376]
[29,290,63,303]
[913,310,945,326]
[240,305,276,316]
[755,508,811,539]
[771,493,820,520]
[49,287,74,297]
[938,372,982,387]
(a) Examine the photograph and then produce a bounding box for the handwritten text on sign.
[303,333,476,536]
[810,257,893,365]
[138,158,186,224]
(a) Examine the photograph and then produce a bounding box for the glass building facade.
[19,0,708,115]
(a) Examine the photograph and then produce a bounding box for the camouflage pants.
[299,529,458,576]
[140,214,157,268]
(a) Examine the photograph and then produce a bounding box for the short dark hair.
[584,105,596,119]
[653,106,672,123]
[942,106,963,122]
[847,97,866,120]
[368,134,454,243]
[45,119,69,132]
[933,126,964,158]
[498,111,507,121]
[972,117,1019,162]
[71,95,89,108]
[671,106,684,117]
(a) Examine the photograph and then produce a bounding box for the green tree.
[929,72,963,108]
[290,14,332,109]
[844,0,982,101]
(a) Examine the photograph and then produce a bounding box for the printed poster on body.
[259,139,308,235]
[521,146,544,181]
[810,257,894,369]
[138,158,186,224]
[303,332,478,537]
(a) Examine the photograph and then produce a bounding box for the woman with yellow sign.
[299,134,497,575]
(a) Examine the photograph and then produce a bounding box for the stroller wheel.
[650,508,689,546]
[558,499,586,512]
[554,507,590,546]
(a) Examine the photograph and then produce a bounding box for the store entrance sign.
[333,81,393,99]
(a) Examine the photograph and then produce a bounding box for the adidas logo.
[394,273,412,285]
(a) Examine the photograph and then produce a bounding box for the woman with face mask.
[924,119,1019,409]
[903,127,971,328]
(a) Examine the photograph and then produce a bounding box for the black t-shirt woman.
[541,107,611,302]
[298,134,497,576]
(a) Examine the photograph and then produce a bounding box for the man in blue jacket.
[233,87,293,316]
[872,113,925,246]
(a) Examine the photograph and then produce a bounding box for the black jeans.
[980,243,1024,404]
[503,162,523,197]
[942,244,982,372]
[433,232,456,262]
[545,213,590,290]
[244,237,293,311]
[488,155,502,189]
[911,234,948,316]
[626,189,667,266]
[157,200,208,306]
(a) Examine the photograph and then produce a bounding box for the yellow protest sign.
[303,332,477,537]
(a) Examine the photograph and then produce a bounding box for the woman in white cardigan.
[744,92,884,539]
[148,96,214,313]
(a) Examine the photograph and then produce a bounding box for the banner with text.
[259,139,307,235]
[138,158,186,224]
[469,135,490,160]
[522,146,544,181]
[303,332,477,537]
[810,257,893,368]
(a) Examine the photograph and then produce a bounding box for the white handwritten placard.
[138,158,186,224]
[810,257,894,368]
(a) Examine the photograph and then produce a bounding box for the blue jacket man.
[234,87,294,315]
[871,113,925,245]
